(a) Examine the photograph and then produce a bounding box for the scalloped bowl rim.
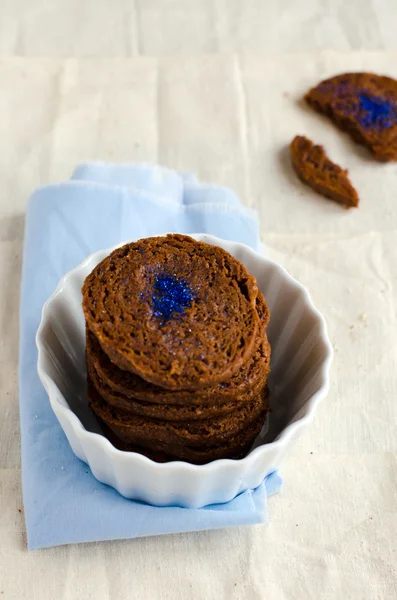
[36,233,333,475]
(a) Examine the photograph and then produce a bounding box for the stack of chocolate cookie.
[82,234,271,464]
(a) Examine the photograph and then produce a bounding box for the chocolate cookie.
[82,234,260,390]
[85,291,271,406]
[290,135,359,209]
[305,73,397,161]
[88,379,268,451]
[89,383,269,464]
[87,357,260,421]
[95,413,267,464]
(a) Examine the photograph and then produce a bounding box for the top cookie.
[85,290,270,406]
[305,73,397,161]
[82,234,260,390]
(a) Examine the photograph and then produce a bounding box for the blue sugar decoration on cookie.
[333,87,397,130]
[152,274,193,321]
[321,78,397,131]
[357,93,396,130]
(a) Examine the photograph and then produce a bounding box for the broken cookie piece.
[305,73,397,162]
[290,135,359,209]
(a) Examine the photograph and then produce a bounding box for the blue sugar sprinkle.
[334,89,397,130]
[152,274,193,321]
[357,93,396,130]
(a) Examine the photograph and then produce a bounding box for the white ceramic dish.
[36,234,332,508]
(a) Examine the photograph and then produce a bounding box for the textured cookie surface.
[88,379,267,450]
[95,412,267,465]
[87,357,260,421]
[290,135,359,209]
[89,382,269,464]
[86,291,270,405]
[305,73,397,161]
[82,234,259,390]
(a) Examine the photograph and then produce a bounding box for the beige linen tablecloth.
[1,3,397,598]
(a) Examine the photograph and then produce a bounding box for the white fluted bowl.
[36,233,332,508]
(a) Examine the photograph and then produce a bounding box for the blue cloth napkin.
[19,163,282,550]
